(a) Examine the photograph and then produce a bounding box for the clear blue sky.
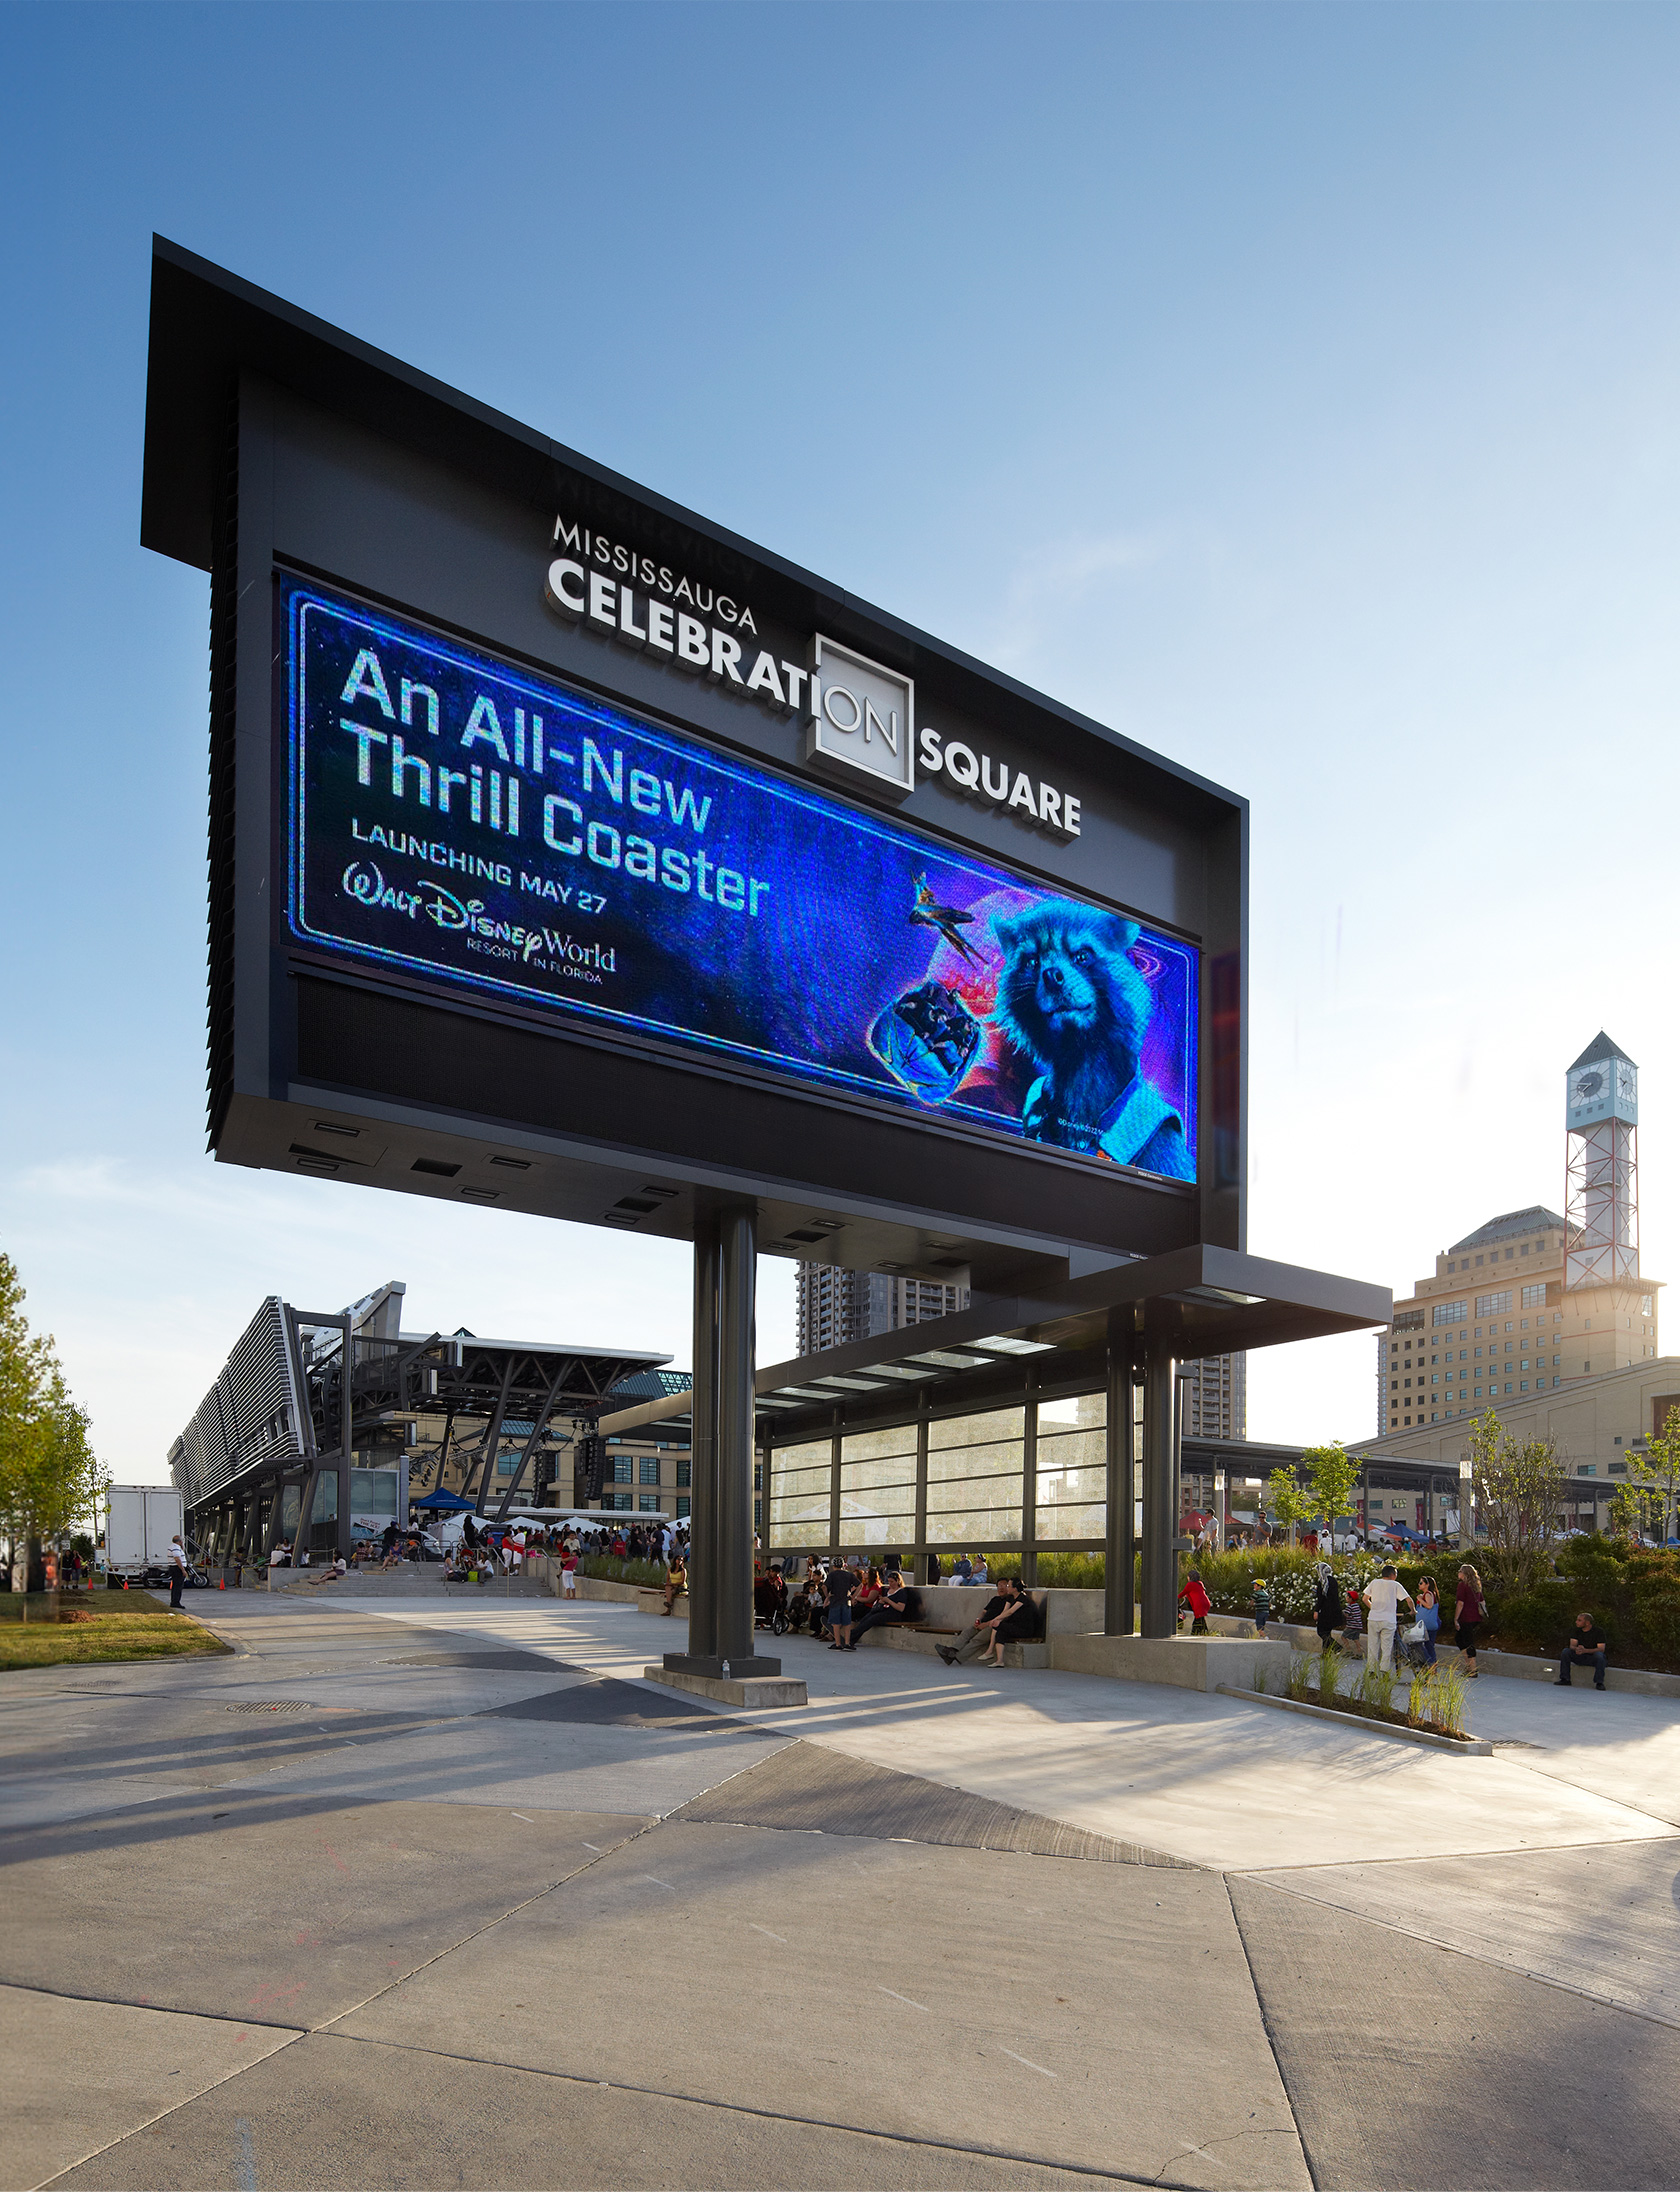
[2,2,1677,1479]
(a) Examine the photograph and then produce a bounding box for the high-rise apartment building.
[795,1266,969,1355]
[1376,1035,1662,1436]
[1182,1353,1246,1440]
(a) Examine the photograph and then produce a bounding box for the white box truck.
[104,1486,186,1583]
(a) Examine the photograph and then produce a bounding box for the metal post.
[1020,1377,1038,1590]
[716,1205,773,1672]
[669,1215,720,1668]
[336,1327,355,1563]
[666,1205,777,1679]
[1103,1317,1135,1637]
[470,1358,516,1516]
[1139,1338,1178,1638]
[495,1361,569,1522]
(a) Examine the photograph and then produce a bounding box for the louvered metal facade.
[168,1295,311,1508]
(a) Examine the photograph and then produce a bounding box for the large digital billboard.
[287,578,1199,1181]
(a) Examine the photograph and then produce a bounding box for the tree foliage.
[1612,1406,1680,1548]
[1300,1443,1359,1538]
[1264,1466,1314,1542]
[1468,1407,1567,1592]
[0,1254,106,1566]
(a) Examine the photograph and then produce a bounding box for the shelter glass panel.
[1035,1500,1106,1541]
[774,1439,834,1473]
[926,1467,1023,1513]
[927,1439,1024,1485]
[838,1424,919,1464]
[840,1454,918,1494]
[929,1408,1027,1451]
[1035,1392,1105,1433]
[925,1506,1022,1545]
[838,1481,917,1547]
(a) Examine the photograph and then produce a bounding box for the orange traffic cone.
[218,1576,226,1589]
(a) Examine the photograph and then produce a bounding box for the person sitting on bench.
[1556,1610,1608,1689]
[938,1579,1022,1666]
[845,1571,923,1648]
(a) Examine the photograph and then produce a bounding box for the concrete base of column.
[645,1665,807,1709]
[661,1651,783,1679]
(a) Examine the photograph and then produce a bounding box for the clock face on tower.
[1617,1059,1638,1118]
[1568,1057,1636,1127]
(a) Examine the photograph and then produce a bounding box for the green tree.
[1468,1407,1567,1591]
[1301,1443,1358,1543]
[1265,1466,1313,1545]
[0,1254,107,1586]
[1619,1407,1680,1548]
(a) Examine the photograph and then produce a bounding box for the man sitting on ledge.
[845,1570,923,1648]
[1557,1611,1608,1689]
[938,1579,1022,1666]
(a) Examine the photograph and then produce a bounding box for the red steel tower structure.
[1564,1032,1639,1290]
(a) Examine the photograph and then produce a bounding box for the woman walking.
[1312,1562,1341,1650]
[1455,1563,1485,1678]
[1416,1575,1442,1668]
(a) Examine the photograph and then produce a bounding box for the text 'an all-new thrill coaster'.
[287,579,1199,1180]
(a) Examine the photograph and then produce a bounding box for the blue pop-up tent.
[412,1488,474,1512]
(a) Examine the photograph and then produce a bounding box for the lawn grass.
[0,1590,233,1671]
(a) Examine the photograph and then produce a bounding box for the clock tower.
[1565,1032,1638,1290]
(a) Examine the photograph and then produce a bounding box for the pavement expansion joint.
[302,2028,1178,2190]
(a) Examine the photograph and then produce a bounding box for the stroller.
[1392,1613,1434,1676]
[754,1570,790,1636]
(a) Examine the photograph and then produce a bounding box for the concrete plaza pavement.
[0,1587,1676,2190]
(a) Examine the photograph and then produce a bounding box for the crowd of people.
[1176,1557,1495,1679]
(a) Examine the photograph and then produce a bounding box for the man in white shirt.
[1362,1566,1415,1672]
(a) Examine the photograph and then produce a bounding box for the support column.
[1103,1315,1135,1637]
[682,1216,720,1665]
[1139,1337,1179,1638]
[715,1206,772,1671]
[666,1206,778,1678]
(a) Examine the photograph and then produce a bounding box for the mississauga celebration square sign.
[288,578,1199,1180]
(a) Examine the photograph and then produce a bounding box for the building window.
[639,1456,661,1486]
[1433,1301,1467,1326]
[638,1493,660,1513]
[676,1458,692,1488]
[676,1496,690,1519]
[1522,1284,1546,1309]
[611,1456,632,1485]
[1476,1291,1512,1317]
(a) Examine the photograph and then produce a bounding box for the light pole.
[1458,1458,1474,1554]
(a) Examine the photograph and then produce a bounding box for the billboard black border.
[147,236,1249,1272]
[270,557,1205,1196]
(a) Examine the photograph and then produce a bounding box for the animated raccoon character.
[991,901,1193,1180]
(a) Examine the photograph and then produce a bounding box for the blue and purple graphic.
[285,579,1198,1179]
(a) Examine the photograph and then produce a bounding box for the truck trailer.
[103,1486,186,1583]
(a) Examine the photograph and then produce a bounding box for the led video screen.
[285,578,1199,1180]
